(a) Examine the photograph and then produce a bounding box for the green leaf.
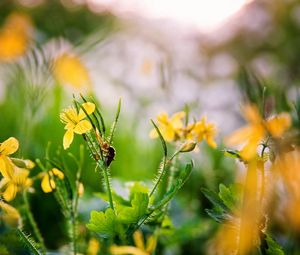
[86,208,118,238]
[201,188,230,213]
[151,162,193,211]
[205,208,233,223]
[16,229,43,255]
[0,245,9,255]
[223,149,241,159]
[117,192,149,224]
[178,161,193,187]
[265,234,285,255]
[129,182,149,199]
[218,184,242,212]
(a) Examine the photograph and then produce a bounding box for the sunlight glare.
[90,0,251,31]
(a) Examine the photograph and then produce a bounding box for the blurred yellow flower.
[60,102,95,149]
[226,104,291,161]
[150,111,217,151]
[150,111,185,142]
[0,167,32,202]
[208,160,260,255]
[189,116,217,148]
[0,137,19,179]
[53,53,92,90]
[0,12,33,62]
[140,58,153,76]
[274,149,300,229]
[0,200,21,227]
[110,230,157,255]
[41,168,64,193]
[87,237,100,255]
[78,182,84,197]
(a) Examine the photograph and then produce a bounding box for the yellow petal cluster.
[150,111,185,142]
[41,168,64,193]
[110,230,157,255]
[226,104,291,161]
[188,116,217,149]
[0,12,33,62]
[0,166,32,202]
[60,102,95,149]
[53,53,92,90]
[150,111,217,149]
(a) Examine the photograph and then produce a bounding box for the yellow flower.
[41,168,64,193]
[226,104,291,161]
[150,111,185,142]
[189,116,217,148]
[60,102,96,149]
[0,167,32,202]
[110,230,157,255]
[0,137,19,179]
[0,200,21,227]
[53,53,92,90]
[0,12,32,62]
[274,149,300,229]
[87,237,100,255]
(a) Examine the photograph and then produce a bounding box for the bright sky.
[90,0,251,31]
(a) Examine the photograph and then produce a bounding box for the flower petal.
[242,104,262,124]
[0,137,19,155]
[0,201,20,227]
[225,126,254,146]
[63,129,74,150]
[266,113,291,138]
[240,137,260,161]
[160,126,175,142]
[3,183,17,201]
[41,174,56,193]
[170,111,185,129]
[74,120,92,134]
[149,129,159,139]
[145,235,157,253]
[206,135,217,149]
[110,245,148,255]
[51,168,64,179]
[78,102,95,120]
[133,231,145,250]
[0,156,14,179]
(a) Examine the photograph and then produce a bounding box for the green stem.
[149,156,167,197]
[70,211,77,255]
[99,162,114,210]
[149,150,180,197]
[23,191,46,253]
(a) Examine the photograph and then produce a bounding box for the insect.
[100,141,116,167]
[105,146,115,167]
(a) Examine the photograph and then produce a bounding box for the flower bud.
[180,141,197,153]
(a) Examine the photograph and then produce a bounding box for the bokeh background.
[0,0,299,254]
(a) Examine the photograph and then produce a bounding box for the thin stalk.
[73,147,84,217]
[259,144,268,204]
[98,161,114,210]
[149,156,167,197]
[69,211,77,255]
[23,191,46,253]
[150,149,180,197]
